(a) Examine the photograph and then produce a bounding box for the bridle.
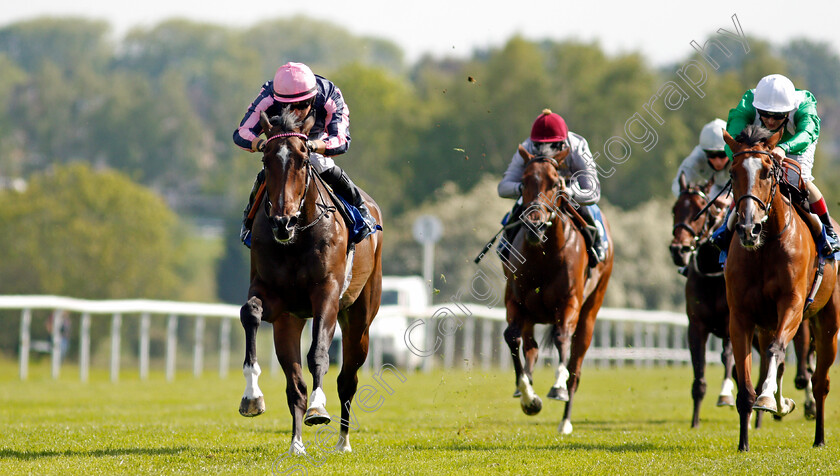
[261,132,335,230]
[672,188,715,251]
[731,148,792,239]
[522,156,567,229]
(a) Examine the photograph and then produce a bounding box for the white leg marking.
[758,355,778,399]
[518,375,537,405]
[308,387,327,410]
[553,364,570,390]
[289,435,306,455]
[559,419,573,435]
[719,378,735,397]
[336,431,352,453]
[242,363,263,399]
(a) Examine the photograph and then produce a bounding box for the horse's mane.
[269,109,314,134]
[735,124,773,146]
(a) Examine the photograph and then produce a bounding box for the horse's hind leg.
[717,337,736,407]
[273,315,308,455]
[812,307,840,447]
[547,324,572,402]
[240,296,266,417]
[334,308,374,454]
[793,322,816,419]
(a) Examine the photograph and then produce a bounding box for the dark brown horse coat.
[239,111,383,455]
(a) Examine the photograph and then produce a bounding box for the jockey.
[498,109,606,265]
[233,62,376,247]
[671,118,731,206]
[712,74,840,256]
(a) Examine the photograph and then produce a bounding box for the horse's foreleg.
[730,315,755,452]
[687,322,709,428]
[503,319,524,396]
[304,298,340,426]
[547,325,572,402]
[273,316,308,455]
[517,325,542,416]
[717,337,736,408]
[239,296,266,417]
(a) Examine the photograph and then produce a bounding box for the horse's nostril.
[752,223,762,237]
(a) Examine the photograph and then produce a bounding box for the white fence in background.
[2,294,737,383]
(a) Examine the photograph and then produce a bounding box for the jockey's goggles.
[757,109,790,120]
[704,150,727,159]
[288,99,313,111]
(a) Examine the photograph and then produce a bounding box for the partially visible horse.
[724,125,839,451]
[503,145,613,434]
[670,174,735,428]
[238,111,383,455]
[671,174,816,428]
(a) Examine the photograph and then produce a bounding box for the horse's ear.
[259,112,272,135]
[301,114,315,136]
[678,172,688,191]
[553,147,571,164]
[722,129,739,152]
[765,127,784,150]
[518,144,533,161]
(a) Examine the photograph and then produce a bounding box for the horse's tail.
[540,323,558,352]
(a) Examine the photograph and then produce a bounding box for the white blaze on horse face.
[242,363,263,399]
[741,157,764,224]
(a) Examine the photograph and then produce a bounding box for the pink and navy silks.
[233,75,350,156]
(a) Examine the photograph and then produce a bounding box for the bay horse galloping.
[503,145,613,435]
[238,111,383,455]
[670,174,735,427]
[724,125,839,451]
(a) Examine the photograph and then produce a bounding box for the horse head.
[723,124,784,250]
[258,110,316,244]
[518,144,571,244]
[669,173,714,266]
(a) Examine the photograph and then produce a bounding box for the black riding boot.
[240,169,265,248]
[320,166,377,241]
[497,198,524,260]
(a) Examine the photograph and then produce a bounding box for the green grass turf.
[1,358,839,475]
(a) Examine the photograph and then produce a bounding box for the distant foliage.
[0,164,182,299]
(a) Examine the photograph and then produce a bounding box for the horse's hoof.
[778,397,795,417]
[520,396,543,416]
[753,396,777,413]
[559,419,573,435]
[512,389,521,398]
[239,396,265,417]
[794,374,810,390]
[804,399,817,420]
[772,414,783,421]
[547,386,569,401]
[716,395,735,407]
[304,406,331,426]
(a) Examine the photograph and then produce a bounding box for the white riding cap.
[699,118,727,151]
[753,74,796,113]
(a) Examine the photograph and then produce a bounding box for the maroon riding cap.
[530,109,568,143]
